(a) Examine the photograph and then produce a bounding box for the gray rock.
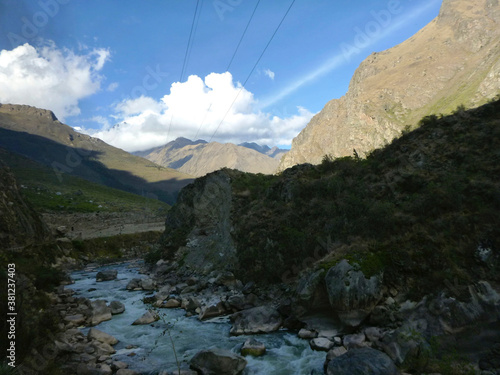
[132,310,160,325]
[199,301,227,320]
[326,348,398,375]
[310,337,334,352]
[343,333,366,349]
[326,346,347,361]
[378,326,429,366]
[91,300,112,326]
[64,314,86,325]
[161,299,181,308]
[88,328,118,345]
[324,260,383,326]
[140,278,156,291]
[111,362,128,371]
[182,296,201,312]
[241,338,266,357]
[296,269,325,306]
[190,348,247,375]
[109,300,125,315]
[126,278,142,290]
[230,306,282,335]
[116,370,139,375]
[96,270,118,282]
[298,328,318,339]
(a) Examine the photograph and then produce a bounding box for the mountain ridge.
[277,0,500,171]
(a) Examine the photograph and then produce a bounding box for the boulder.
[326,346,347,361]
[298,328,318,339]
[140,278,156,291]
[199,301,227,320]
[64,314,86,325]
[132,310,160,325]
[230,306,282,335]
[91,300,112,326]
[109,300,125,315]
[92,341,116,356]
[162,299,181,308]
[116,370,139,375]
[324,260,383,326]
[88,328,118,345]
[343,333,367,349]
[296,269,326,307]
[182,296,201,312]
[96,270,118,282]
[190,348,247,375]
[326,348,399,375]
[126,278,142,290]
[310,337,334,352]
[241,338,266,356]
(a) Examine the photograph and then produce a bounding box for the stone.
[199,301,227,320]
[126,278,142,290]
[310,337,334,352]
[116,370,139,375]
[364,327,383,343]
[241,338,266,357]
[88,328,118,345]
[326,346,347,361]
[343,333,367,349]
[162,299,181,308]
[296,269,325,306]
[190,348,247,375]
[378,326,430,366]
[91,300,112,326]
[96,270,118,282]
[132,310,160,325]
[326,348,399,375]
[64,314,86,325]
[92,341,116,356]
[140,278,156,291]
[298,328,318,339]
[109,300,125,315]
[230,306,282,335]
[182,296,201,312]
[111,362,128,371]
[324,260,383,326]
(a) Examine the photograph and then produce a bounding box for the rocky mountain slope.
[278,0,500,171]
[137,137,284,177]
[0,104,193,204]
[152,99,500,373]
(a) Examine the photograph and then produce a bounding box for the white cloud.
[107,82,119,92]
[264,69,275,80]
[0,43,110,120]
[93,72,314,152]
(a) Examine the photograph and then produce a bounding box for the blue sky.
[0,0,442,150]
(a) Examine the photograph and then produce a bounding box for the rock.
[126,278,142,290]
[298,328,318,339]
[182,296,201,312]
[88,328,118,345]
[77,363,112,375]
[116,370,139,375]
[318,329,337,340]
[111,362,128,371]
[326,348,399,375]
[241,338,266,356]
[296,269,326,307]
[132,310,160,325]
[159,370,198,375]
[190,348,247,375]
[343,333,367,349]
[96,270,118,282]
[140,278,156,291]
[199,301,227,320]
[109,300,125,315]
[364,327,383,343]
[230,306,282,335]
[91,300,112,326]
[92,341,116,356]
[162,299,181,308]
[310,337,334,352]
[64,314,86,325]
[326,346,347,361]
[324,260,383,326]
[378,326,430,366]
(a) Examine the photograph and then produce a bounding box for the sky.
[0,0,442,151]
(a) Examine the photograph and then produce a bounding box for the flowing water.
[70,261,326,375]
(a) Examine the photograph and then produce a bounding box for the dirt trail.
[42,212,165,240]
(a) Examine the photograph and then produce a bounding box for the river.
[70,261,326,375]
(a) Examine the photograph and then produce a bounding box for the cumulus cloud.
[107,82,119,92]
[93,72,313,152]
[0,43,109,120]
[264,69,275,80]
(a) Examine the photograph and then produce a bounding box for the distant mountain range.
[278,0,500,171]
[0,104,193,204]
[135,138,287,177]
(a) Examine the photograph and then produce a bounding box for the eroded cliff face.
[160,169,238,274]
[0,159,51,250]
[278,0,500,171]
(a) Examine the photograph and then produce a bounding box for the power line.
[209,0,296,142]
[194,0,261,140]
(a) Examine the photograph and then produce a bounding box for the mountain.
[0,104,194,204]
[137,138,282,177]
[238,142,288,159]
[278,0,500,171]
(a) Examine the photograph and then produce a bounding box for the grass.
[0,150,170,214]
